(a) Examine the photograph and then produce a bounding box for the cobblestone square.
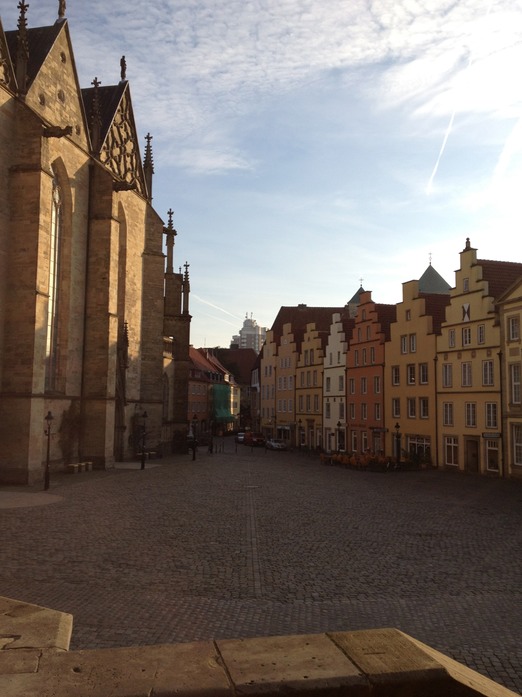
[1,447,521,693]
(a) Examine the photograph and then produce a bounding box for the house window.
[366,326,371,340]
[400,335,408,354]
[314,394,319,411]
[373,375,381,394]
[361,431,368,451]
[513,424,522,465]
[482,360,494,386]
[298,395,304,411]
[463,278,469,292]
[361,377,367,394]
[465,402,477,428]
[338,375,344,391]
[443,402,453,426]
[407,364,416,385]
[304,350,309,366]
[442,363,452,387]
[349,378,355,394]
[409,334,417,353]
[477,324,485,344]
[392,365,400,385]
[306,371,311,386]
[310,349,314,363]
[362,348,367,365]
[339,402,345,419]
[485,402,498,429]
[407,398,416,418]
[419,398,429,419]
[361,403,367,420]
[351,430,358,452]
[370,347,375,364]
[509,316,520,341]
[392,398,400,418]
[419,363,428,384]
[462,327,471,346]
[354,350,359,366]
[461,362,472,387]
[406,310,411,321]
[486,439,499,471]
[374,403,381,421]
[445,436,459,466]
[449,329,456,348]
[510,364,521,404]
[326,377,331,392]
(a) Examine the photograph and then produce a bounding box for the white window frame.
[461,361,472,387]
[445,436,458,466]
[443,402,453,426]
[465,402,477,428]
[485,402,498,429]
[482,360,494,387]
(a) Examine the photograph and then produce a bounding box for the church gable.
[24,22,89,151]
[83,81,147,196]
[0,18,16,91]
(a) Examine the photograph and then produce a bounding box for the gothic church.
[0,2,191,484]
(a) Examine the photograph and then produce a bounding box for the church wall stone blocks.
[0,4,191,484]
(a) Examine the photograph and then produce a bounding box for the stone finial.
[58,0,66,20]
[90,77,102,153]
[143,133,154,201]
[120,55,127,81]
[16,1,29,96]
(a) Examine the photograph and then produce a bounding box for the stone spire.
[143,133,154,200]
[182,262,190,315]
[164,208,177,274]
[90,77,102,154]
[15,1,29,98]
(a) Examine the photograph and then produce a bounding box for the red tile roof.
[477,259,522,300]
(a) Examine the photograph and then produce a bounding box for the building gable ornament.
[99,89,145,195]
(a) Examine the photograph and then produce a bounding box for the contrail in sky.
[427,1,493,194]
[192,294,243,320]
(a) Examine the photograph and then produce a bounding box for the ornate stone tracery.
[99,91,145,195]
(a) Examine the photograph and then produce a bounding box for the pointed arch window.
[45,176,63,391]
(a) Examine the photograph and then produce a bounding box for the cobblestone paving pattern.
[1,448,521,693]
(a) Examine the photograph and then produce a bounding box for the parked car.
[244,432,266,447]
[266,438,287,451]
[235,432,246,444]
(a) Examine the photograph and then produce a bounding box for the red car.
[244,432,266,447]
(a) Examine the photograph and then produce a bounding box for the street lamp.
[394,422,401,464]
[191,415,198,460]
[140,410,148,470]
[44,411,53,490]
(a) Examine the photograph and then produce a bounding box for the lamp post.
[298,419,302,451]
[44,411,53,490]
[140,410,148,470]
[336,421,341,452]
[394,422,401,464]
[191,415,198,460]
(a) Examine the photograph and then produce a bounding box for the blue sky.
[4,0,522,347]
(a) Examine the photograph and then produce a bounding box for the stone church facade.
[0,3,190,484]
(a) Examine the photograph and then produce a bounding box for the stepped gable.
[373,303,397,340]
[5,23,62,89]
[0,17,16,90]
[270,305,346,350]
[420,293,451,333]
[477,259,522,300]
[82,81,147,196]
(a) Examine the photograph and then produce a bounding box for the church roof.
[418,264,451,294]
[347,285,365,305]
[81,82,127,149]
[5,23,62,89]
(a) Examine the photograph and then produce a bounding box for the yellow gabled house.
[436,239,522,475]
[497,277,522,479]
